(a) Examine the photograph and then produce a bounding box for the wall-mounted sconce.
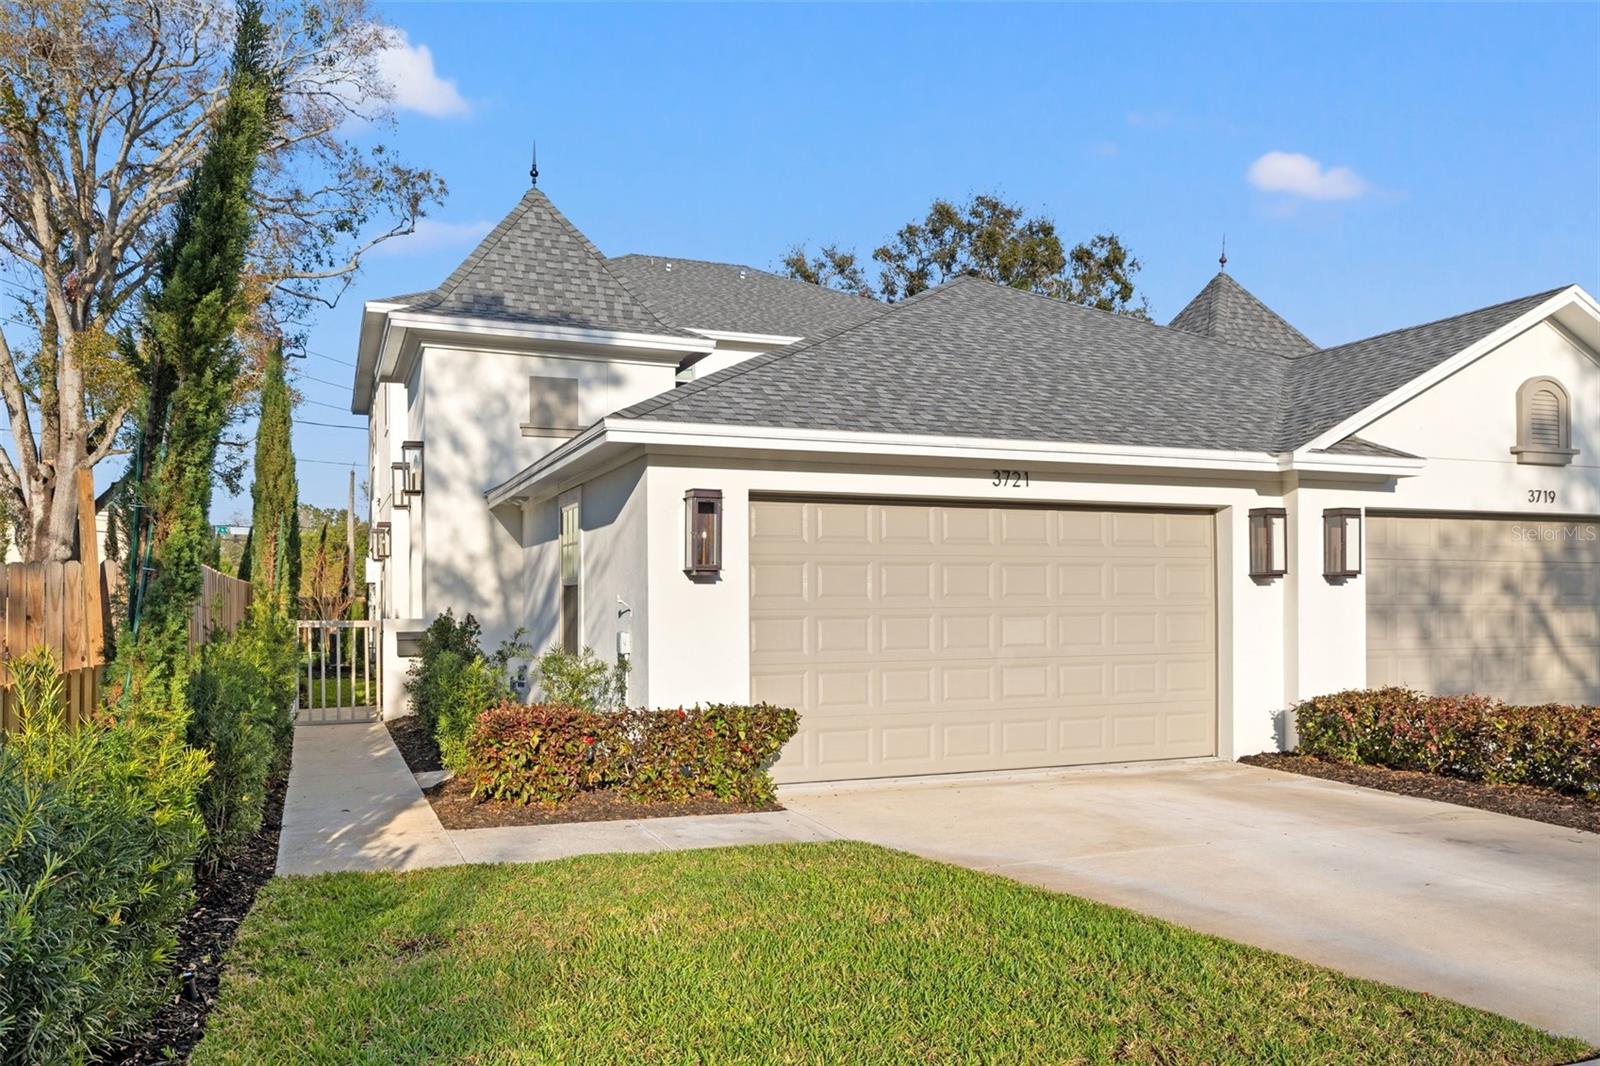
[684,489,723,575]
[1249,507,1288,579]
[1323,508,1362,578]
[400,440,425,497]
[370,521,391,561]
[390,462,409,510]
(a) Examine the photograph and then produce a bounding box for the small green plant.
[404,612,529,769]
[532,646,629,711]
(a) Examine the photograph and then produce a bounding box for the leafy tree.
[246,339,300,614]
[782,193,1151,318]
[777,244,873,298]
[298,505,366,620]
[131,0,274,650]
[0,0,445,562]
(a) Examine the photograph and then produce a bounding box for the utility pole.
[346,468,357,620]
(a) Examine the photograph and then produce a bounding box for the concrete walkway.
[276,721,832,875]
[781,761,1600,1045]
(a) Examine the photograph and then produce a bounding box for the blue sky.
[235,1,1599,517]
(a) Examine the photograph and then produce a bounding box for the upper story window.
[523,376,581,438]
[1511,376,1577,466]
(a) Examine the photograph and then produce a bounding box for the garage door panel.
[756,500,1218,782]
[1367,515,1600,706]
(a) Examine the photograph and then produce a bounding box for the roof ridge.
[972,273,1305,364]
[422,189,542,305]
[1312,284,1570,358]
[530,193,687,337]
[615,276,966,421]
[609,252,882,308]
[1216,272,1318,351]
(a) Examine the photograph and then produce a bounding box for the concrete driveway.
[780,760,1600,1044]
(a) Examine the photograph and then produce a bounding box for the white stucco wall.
[1355,320,1600,516]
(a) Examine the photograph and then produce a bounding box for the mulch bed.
[100,764,289,1064]
[424,775,779,830]
[386,715,779,829]
[385,713,444,773]
[1241,752,1599,834]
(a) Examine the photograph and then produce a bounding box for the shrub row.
[404,611,519,769]
[465,702,800,808]
[1292,687,1599,794]
[0,613,300,1064]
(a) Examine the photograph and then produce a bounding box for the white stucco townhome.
[351,183,1600,783]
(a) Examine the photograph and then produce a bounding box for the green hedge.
[404,611,519,770]
[0,651,209,1065]
[465,702,799,808]
[1292,687,1599,794]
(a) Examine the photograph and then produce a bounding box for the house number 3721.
[992,469,1030,488]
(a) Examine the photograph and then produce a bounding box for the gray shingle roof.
[616,274,1568,454]
[1280,287,1563,445]
[1315,435,1422,459]
[397,190,692,338]
[1169,271,1318,356]
[606,255,883,339]
[617,276,1294,451]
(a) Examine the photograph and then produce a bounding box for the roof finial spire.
[1218,234,1227,273]
[529,141,539,187]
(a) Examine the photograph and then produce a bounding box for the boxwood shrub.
[1292,687,1599,794]
[464,702,799,808]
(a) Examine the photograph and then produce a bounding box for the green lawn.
[195,842,1589,1065]
[296,676,375,707]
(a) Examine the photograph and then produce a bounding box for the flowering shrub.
[1292,688,1600,794]
[621,704,798,805]
[464,703,611,806]
[462,701,799,808]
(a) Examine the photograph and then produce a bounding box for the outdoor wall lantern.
[400,440,425,497]
[684,489,723,576]
[390,462,409,510]
[1323,508,1363,578]
[1248,507,1288,579]
[370,521,391,562]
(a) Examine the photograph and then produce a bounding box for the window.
[1512,376,1576,466]
[523,376,582,437]
[560,501,580,652]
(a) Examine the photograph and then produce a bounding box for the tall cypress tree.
[131,0,274,652]
[248,338,300,616]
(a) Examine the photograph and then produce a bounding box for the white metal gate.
[296,619,380,724]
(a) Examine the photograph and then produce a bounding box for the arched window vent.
[1511,376,1576,466]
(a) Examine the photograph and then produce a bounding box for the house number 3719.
[1528,489,1557,504]
[992,469,1030,488]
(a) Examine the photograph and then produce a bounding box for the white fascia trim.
[685,328,805,348]
[378,311,713,375]
[1303,285,1599,452]
[485,418,1421,507]
[1285,450,1427,475]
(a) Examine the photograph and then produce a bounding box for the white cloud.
[372,218,494,257]
[375,29,470,118]
[1246,150,1369,201]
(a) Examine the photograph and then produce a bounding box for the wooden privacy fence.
[189,565,252,651]
[0,559,112,734]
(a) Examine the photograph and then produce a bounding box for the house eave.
[485,418,1422,507]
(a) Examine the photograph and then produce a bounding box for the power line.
[293,418,365,431]
[304,349,354,367]
[299,457,364,467]
[290,370,350,390]
[298,397,352,412]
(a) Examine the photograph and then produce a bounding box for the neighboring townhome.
[352,180,1600,784]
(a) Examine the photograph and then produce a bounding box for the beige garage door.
[750,499,1217,783]
[1367,514,1600,705]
